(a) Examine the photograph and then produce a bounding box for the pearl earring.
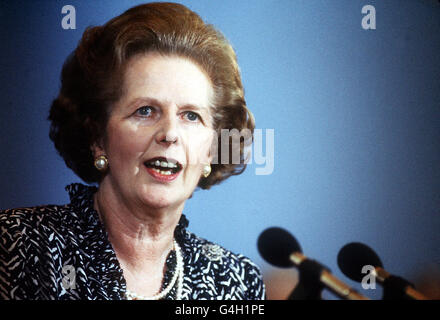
[202,164,211,178]
[94,155,109,171]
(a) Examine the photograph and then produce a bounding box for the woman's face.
[95,52,214,211]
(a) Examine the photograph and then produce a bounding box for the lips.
[144,156,183,181]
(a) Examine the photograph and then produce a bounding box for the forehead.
[120,52,214,109]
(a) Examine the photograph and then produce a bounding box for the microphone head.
[257,227,302,268]
[337,242,383,282]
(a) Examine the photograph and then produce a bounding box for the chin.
[137,180,195,210]
[139,190,185,210]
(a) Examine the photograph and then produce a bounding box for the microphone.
[337,242,427,300]
[258,227,369,300]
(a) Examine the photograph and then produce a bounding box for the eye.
[135,106,154,117]
[183,111,200,122]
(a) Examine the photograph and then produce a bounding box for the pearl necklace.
[125,240,184,300]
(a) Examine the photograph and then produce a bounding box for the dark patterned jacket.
[0,183,265,300]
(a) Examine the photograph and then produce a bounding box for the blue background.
[1,0,439,299]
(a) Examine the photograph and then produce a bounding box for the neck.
[93,179,184,273]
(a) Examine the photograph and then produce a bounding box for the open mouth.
[144,157,183,176]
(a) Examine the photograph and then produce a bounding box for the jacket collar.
[64,183,190,299]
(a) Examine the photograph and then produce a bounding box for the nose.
[154,112,179,146]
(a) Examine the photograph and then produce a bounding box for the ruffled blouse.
[0,183,265,300]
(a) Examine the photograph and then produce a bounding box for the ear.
[90,141,106,158]
[206,145,213,164]
[204,129,215,165]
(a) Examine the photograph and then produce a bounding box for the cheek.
[106,122,149,164]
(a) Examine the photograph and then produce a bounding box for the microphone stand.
[288,259,327,300]
[373,268,427,300]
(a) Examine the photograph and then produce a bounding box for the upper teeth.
[150,160,178,169]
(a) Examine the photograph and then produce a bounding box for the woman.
[0,2,264,300]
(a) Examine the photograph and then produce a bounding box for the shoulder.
[0,204,77,255]
[0,203,83,260]
[181,230,266,300]
[1,204,74,236]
